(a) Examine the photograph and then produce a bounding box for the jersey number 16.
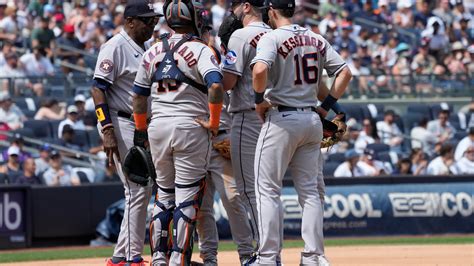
[294,53,318,85]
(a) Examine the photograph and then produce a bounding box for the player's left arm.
[318,39,352,118]
[132,55,152,148]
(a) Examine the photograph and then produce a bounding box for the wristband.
[254,91,265,104]
[321,94,338,112]
[95,103,112,128]
[134,113,148,131]
[209,102,223,128]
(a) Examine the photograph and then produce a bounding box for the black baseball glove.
[218,13,243,51]
[122,146,156,186]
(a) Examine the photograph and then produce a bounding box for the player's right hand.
[195,118,219,137]
[102,127,120,167]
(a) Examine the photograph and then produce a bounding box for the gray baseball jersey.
[93,29,152,262]
[251,24,346,107]
[134,34,221,117]
[222,22,272,113]
[94,29,145,114]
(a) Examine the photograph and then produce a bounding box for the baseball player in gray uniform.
[91,1,160,265]
[132,0,224,265]
[196,94,254,266]
[221,0,272,249]
[250,0,352,264]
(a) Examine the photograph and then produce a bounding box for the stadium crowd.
[0,0,473,184]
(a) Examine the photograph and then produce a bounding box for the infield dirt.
[2,244,473,265]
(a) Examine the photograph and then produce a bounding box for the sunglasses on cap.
[134,16,159,26]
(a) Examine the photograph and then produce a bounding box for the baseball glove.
[122,146,156,186]
[321,118,347,149]
[213,139,231,160]
[218,13,243,50]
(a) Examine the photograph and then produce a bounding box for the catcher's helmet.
[163,0,205,36]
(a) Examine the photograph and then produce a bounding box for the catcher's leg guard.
[150,187,176,264]
[170,179,206,265]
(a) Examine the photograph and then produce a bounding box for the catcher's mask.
[163,0,205,37]
[122,146,156,186]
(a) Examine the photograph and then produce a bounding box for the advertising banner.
[0,188,28,249]
[214,182,474,237]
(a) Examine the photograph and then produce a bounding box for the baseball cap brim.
[137,11,162,17]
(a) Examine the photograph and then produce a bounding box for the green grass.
[0,236,473,263]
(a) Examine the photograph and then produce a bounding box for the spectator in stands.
[42,150,80,186]
[392,43,412,95]
[427,109,456,144]
[55,125,83,153]
[377,0,392,24]
[334,149,364,178]
[411,117,437,156]
[422,17,449,61]
[454,127,474,161]
[393,157,413,175]
[30,17,56,58]
[368,53,387,96]
[74,94,87,120]
[452,16,473,46]
[57,105,85,138]
[0,6,22,46]
[334,22,357,54]
[447,42,468,76]
[0,146,22,183]
[351,1,383,24]
[358,148,391,176]
[28,0,46,18]
[34,98,66,120]
[0,91,25,130]
[348,54,370,97]
[410,148,428,175]
[19,45,55,77]
[467,45,474,75]
[433,0,454,27]
[0,40,14,68]
[426,143,459,175]
[455,145,474,174]
[393,0,414,28]
[1,134,30,163]
[411,41,437,94]
[35,144,51,176]
[0,52,44,96]
[414,0,433,29]
[376,110,403,150]
[55,24,85,73]
[355,118,377,153]
[452,0,472,28]
[15,158,42,185]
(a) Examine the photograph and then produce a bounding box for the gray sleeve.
[323,39,347,77]
[250,34,277,69]
[93,44,119,84]
[198,46,222,79]
[222,35,247,76]
[133,54,152,88]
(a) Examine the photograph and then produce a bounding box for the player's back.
[223,22,272,113]
[254,24,333,108]
[135,34,221,118]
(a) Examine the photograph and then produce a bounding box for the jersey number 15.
[294,53,318,85]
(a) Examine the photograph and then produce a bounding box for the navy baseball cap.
[124,0,161,18]
[232,0,265,7]
[265,0,295,9]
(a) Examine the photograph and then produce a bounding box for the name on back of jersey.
[277,35,327,59]
[142,43,198,72]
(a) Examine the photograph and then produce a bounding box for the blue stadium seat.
[403,113,426,131]
[407,104,432,120]
[49,120,61,139]
[341,104,365,121]
[430,103,453,119]
[366,143,390,153]
[24,120,53,139]
[362,104,384,119]
[11,127,35,139]
[377,151,394,166]
[73,130,89,148]
[327,152,346,163]
[87,129,101,147]
[454,131,468,141]
[323,161,340,177]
